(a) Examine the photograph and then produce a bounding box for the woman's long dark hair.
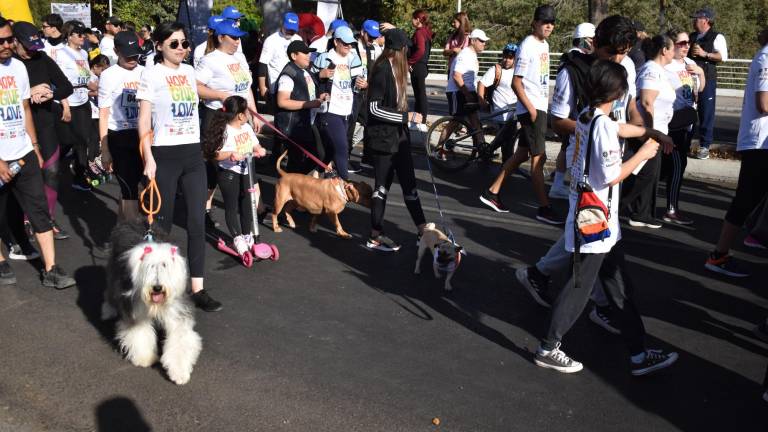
[449,12,471,45]
[578,60,629,123]
[203,96,249,161]
[642,34,673,60]
[370,47,409,112]
[152,21,188,65]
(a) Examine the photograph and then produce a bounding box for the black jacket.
[365,58,409,153]
[274,61,318,141]
[17,51,73,113]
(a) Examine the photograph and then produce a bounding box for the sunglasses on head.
[0,36,14,46]
[675,40,690,47]
[168,39,190,49]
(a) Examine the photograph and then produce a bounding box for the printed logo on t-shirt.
[227,63,251,93]
[0,75,24,137]
[233,130,254,154]
[121,80,140,125]
[538,52,549,95]
[334,64,352,92]
[676,70,695,104]
[166,74,197,119]
[75,60,90,86]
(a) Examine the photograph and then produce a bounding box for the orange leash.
[138,131,162,230]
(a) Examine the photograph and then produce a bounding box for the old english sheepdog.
[102,223,202,385]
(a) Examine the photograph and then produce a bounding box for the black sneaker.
[705,253,750,278]
[536,206,565,225]
[41,265,76,290]
[662,211,693,226]
[8,243,40,261]
[192,290,223,312]
[589,305,621,335]
[534,342,583,373]
[515,266,551,308]
[52,221,70,240]
[630,349,678,376]
[347,161,362,173]
[366,234,401,252]
[205,210,220,230]
[479,189,510,213]
[0,261,17,285]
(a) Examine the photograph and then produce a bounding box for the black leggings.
[152,144,207,278]
[410,62,429,119]
[217,167,255,237]
[725,150,768,227]
[369,128,426,233]
[108,129,142,200]
[67,103,99,179]
[31,105,61,218]
[661,127,693,212]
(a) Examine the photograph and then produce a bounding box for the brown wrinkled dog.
[272,151,372,238]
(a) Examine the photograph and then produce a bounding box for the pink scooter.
[216,153,279,267]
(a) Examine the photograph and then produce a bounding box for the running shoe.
[695,147,710,160]
[705,253,750,278]
[479,189,510,213]
[41,265,76,290]
[192,290,223,312]
[0,261,17,285]
[630,349,678,376]
[536,206,564,225]
[534,342,583,373]
[515,266,551,308]
[628,217,662,229]
[744,235,767,250]
[8,243,40,261]
[662,211,694,226]
[589,305,621,335]
[366,235,401,252]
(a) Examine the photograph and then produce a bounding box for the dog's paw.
[166,366,192,385]
[130,352,158,368]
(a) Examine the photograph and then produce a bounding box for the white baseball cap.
[469,29,490,42]
[574,23,595,39]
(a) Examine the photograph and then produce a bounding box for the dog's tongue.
[151,292,165,303]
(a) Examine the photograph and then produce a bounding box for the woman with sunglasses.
[137,21,221,312]
[661,29,705,226]
[58,20,98,191]
[312,25,364,180]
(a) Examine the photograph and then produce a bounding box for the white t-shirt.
[259,31,302,93]
[314,49,358,116]
[99,35,117,66]
[665,57,698,110]
[277,69,318,123]
[218,123,259,174]
[479,65,517,122]
[57,46,91,106]
[636,60,675,134]
[565,109,622,254]
[0,58,34,161]
[447,47,479,93]
[309,35,329,54]
[98,64,144,130]
[42,40,63,62]
[136,63,200,146]
[89,74,100,119]
[356,40,382,70]
[196,49,252,110]
[193,41,244,69]
[737,44,768,151]
[695,32,729,62]
[513,35,550,114]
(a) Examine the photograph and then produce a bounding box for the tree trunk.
[588,0,609,25]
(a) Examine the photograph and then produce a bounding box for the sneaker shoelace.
[644,349,666,363]
[550,347,573,365]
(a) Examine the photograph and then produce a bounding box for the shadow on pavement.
[95,396,152,432]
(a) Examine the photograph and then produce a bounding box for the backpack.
[483,63,502,105]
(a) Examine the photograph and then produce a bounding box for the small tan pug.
[414,223,465,291]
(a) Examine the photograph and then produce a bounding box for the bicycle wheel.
[425,116,478,172]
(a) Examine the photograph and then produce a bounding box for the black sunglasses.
[336,39,353,47]
[168,39,190,49]
[0,36,15,45]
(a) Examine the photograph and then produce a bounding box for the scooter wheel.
[242,251,253,268]
[269,244,279,261]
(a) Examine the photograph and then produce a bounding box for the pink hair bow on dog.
[140,246,153,260]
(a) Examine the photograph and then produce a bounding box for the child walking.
[203,96,267,255]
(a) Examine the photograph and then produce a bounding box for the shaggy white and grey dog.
[102,223,202,385]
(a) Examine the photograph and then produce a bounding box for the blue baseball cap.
[361,20,380,38]
[207,15,224,30]
[215,20,247,38]
[329,19,348,32]
[283,12,299,32]
[334,26,356,44]
[221,6,244,20]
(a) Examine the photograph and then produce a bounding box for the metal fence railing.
[427,49,751,91]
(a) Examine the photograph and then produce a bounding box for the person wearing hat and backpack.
[477,42,518,162]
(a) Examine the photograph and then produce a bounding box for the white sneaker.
[233,235,249,255]
[8,244,40,261]
[244,234,255,249]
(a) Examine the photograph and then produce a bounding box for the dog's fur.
[102,223,202,385]
[272,151,373,238]
[415,223,464,291]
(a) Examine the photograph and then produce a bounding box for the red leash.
[248,108,331,172]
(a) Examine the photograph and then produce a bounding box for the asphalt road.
[1,154,767,431]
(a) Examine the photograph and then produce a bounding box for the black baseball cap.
[286,40,316,56]
[106,16,123,26]
[534,4,556,22]
[384,28,409,50]
[12,21,45,52]
[115,31,142,58]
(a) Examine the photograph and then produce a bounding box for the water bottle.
[0,160,25,188]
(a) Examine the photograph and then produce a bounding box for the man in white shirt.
[705,29,768,278]
[257,12,302,112]
[477,42,518,162]
[0,17,76,289]
[99,16,122,65]
[689,7,728,159]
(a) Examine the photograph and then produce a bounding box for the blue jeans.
[697,80,716,149]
